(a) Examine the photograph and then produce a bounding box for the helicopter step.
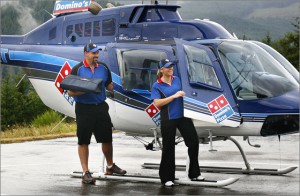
[142,163,298,175]
[71,171,239,187]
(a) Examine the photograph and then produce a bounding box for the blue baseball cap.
[159,59,175,68]
[84,43,102,52]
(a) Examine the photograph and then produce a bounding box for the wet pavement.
[1,132,299,195]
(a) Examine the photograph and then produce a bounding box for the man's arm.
[153,91,185,107]
[106,82,114,92]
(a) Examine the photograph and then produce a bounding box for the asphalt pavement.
[1,132,299,195]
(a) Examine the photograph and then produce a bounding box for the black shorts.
[75,102,113,145]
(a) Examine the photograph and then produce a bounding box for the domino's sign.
[145,103,161,126]
[53,0,92,15]
[207,95,234,124]
[54,61,74,106]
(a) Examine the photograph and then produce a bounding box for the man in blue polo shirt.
[151,59,204,187]
[68,43,126,184]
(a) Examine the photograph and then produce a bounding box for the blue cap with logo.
[159,59,175,68]
[84,43,102,52]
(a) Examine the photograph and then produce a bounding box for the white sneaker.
[191,175,205,181]
[164,181,174,187]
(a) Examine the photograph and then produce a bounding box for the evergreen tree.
[20,0,56,24]
[261,31,272,45]
[262,17,299,70]
[1,75,20,130]
[1,74,48,131]
[0,4,22,35]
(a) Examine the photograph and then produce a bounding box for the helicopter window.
[102,19,116,36]
[117,49,167,91]
[145,8,161,22]
[49,27,56,40]
[218,41,299,100]
[184,45,221,88]
[129,7,138,23]
[93,21,101,36]
[75,23,83,37]
[138,7,180,22]
[66,25,73,38]
[139,8,162,22]
[158,7,181,21]
[178,25,203,40]
[84,22,92,37]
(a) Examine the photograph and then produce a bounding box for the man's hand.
[106,82,114,92]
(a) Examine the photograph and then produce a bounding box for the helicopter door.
[175,39,241,127]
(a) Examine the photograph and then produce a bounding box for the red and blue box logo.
[145,103,160,126]
[207,95,234,123]
[54,61,74,105]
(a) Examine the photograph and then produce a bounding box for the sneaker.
[82,171,96,184]
[105,163,127,175]
[191,175,205,181]
[164,181,174,187]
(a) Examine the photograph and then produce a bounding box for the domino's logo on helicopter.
[54,61,74,106]
[145,103,161,126]
[53,0,92,15]
[207,95,234,124]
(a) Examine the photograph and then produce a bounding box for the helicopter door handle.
[192,92,197,96]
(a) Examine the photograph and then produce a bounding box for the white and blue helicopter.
[1,0,299,186]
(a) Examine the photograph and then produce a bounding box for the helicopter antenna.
[151,0,158,4]
[43,9,55,18]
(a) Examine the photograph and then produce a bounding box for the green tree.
[20,0,56,24]
[1,74,48,131]
[0,4,22,35]
[261,31,272,45]
[273,17,299,70]
[1,75,20,130]
[262,17,299,70]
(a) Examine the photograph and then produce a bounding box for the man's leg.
[102,142,113,166]
[78,144,89,172]
[103,142,127,175]
[79,144,96,184]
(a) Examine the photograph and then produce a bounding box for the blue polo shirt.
[151,76,183,121]
[71,60,112,104]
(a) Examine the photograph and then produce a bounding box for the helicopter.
[1,0,299,185]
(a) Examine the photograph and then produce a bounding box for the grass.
[0,122,76,144]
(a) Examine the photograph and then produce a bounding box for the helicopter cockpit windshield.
[218,41,299,100]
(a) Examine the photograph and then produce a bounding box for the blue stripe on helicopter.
[241,113,269,117]
[11,51,78,66]
[184,97,207,107]
[5,50,78,72]
[111,72,122,86]
[13,61,61,73]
